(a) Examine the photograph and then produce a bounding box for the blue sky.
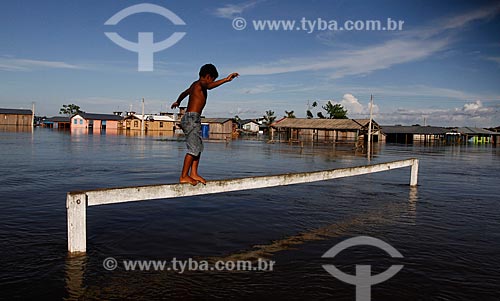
[1,0,499,126]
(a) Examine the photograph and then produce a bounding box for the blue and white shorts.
[180,112,203,156]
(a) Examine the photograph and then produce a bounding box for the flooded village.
[1,106,499,147]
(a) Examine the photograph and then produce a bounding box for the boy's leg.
[190,154,206,184]
[179,153,198,185]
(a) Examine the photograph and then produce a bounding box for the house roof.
[201,118,233,124]
[73,112,123,121]
[380,125,448,135]
[452,127,499,135]
[271,118,373,130]
[45,116,71,122]
[0,108,33,115]
[353,119,380,127]
[240,119,259,125]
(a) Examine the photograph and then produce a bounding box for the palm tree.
[285,110,296,118]
[263,110,276,125]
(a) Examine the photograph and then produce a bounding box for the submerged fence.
[67,158,419,254]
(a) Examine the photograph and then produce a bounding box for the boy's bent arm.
[171,88,190,109]
[205,73,239,90]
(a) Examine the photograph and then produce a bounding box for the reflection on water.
[68,128,176,138]
[216,186,418,262]
[64,255,86,301]
[406,187,418,224]
[0,125,33,133]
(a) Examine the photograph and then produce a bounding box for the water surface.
[0,128,499,300]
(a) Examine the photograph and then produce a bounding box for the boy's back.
[185,80,208,114]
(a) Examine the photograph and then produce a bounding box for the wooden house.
[271,118,381,143]
[0,108,33,126]
[121,114,176,132]
[240,119,260,133]
[201,118,234,139]
[381,125,448,144]
[42,116,71,129]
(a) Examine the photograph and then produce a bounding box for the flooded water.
[1,127,499,300]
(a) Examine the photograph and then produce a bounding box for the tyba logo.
[104,3,186,71]
[322,236,404,301]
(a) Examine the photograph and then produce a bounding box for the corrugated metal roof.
[240,119,259,125]
[453,127,497,135]
[0,108,32,115]
[381,125,447,135]
[353,119,380,127]
[74,112,123,121]
[45,116,70,122]
[271,118,366,130]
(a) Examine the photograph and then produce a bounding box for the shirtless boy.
[171,64,239,185]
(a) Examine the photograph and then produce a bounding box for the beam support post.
[67,193,87,254]
[410,159,419,186]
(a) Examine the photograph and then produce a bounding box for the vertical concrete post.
[410,159,419,186]
[67,193,87,254]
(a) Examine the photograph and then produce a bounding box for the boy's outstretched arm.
[171,88,190,109]
[205,73,239,90]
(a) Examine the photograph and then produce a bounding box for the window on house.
[160,122,163,128]
[74,119,77,124]
[80,119,83,124]
[134,121,138,127]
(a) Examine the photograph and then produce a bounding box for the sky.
[1,0,499,126]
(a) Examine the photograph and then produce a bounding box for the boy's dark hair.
[199,64,219,79]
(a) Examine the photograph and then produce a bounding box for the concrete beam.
[67,158,419,253]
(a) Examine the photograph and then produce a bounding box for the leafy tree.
[322,101,348,119]
[263,110,276,125]
[285,110,296,118]
[59,104,83,116]
[317,112,326,119]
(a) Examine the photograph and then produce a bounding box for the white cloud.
[212,1,260,19]
[338,84,500,101]
[0,58,83,72]
[463,100,483,112]
[237,38,450,78]
[339,93,379,115]
[239,84,276,94]
[403,3,500,40]
[375,100,499,127]
[437,3,500,32]
[305,94,379,118]
[234,3,500,79]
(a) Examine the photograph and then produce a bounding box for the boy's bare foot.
[191,174,206,185]
[179,176,198,186]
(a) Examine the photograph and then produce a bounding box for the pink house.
[71,112,123,132]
